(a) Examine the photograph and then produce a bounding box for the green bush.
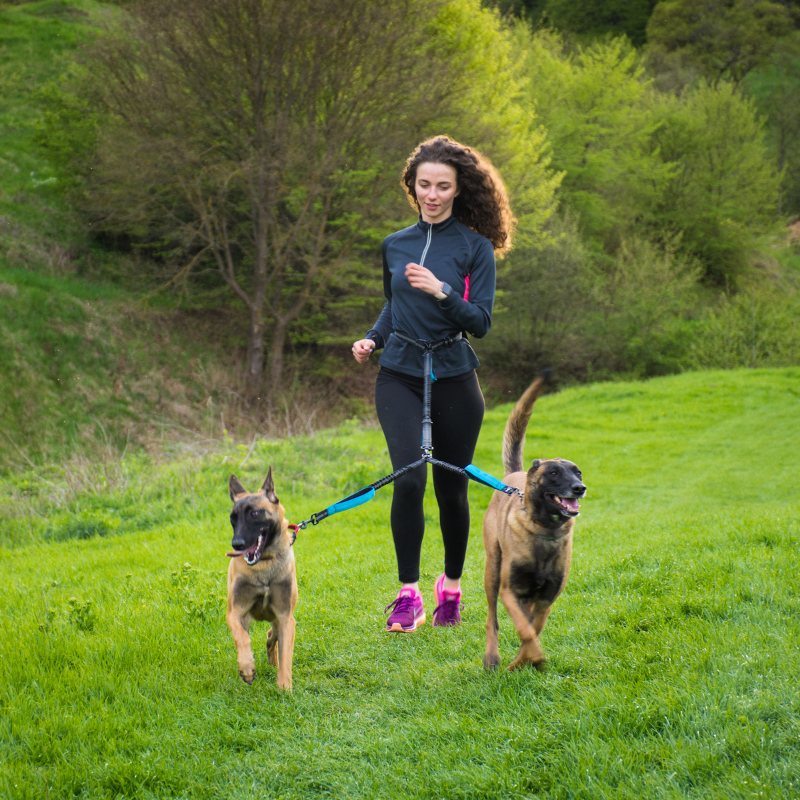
[481,215,701,387]
[651,82,782,284]
[512,30,672,254]
[689,286,800,368]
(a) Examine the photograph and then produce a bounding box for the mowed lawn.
[1,368,799,799]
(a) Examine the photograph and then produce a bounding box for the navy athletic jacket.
[365,215,496,378]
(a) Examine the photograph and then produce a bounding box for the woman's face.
[415,162,459,224]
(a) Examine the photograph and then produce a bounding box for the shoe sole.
[386,613,426,632]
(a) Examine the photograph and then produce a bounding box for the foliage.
[646,0,798,87]
[650,82,782,283]
[511,30,673,254]
[543,0,658,47]
[1,369,799,798]
[490,0,658,46]
[689,284,800,368]
[480,214,701,387]
[44,0,559,396]
[745,43,800,216]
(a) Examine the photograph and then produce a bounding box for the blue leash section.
[294,335,522,532]
[294,460,520,531]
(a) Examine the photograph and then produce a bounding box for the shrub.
[480,216,700,387]
[689,286,800,368]
[651,82,782,284]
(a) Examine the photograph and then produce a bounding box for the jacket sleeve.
[365,238,394,349]
[437,236,495,338]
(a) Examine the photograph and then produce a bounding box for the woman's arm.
[406,238,495,337]
[352,239,394,362]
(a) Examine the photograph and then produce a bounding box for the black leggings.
[375,367,485,584]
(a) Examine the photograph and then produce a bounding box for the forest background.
[1,0,800,472]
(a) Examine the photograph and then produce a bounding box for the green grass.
[1,368,799,799]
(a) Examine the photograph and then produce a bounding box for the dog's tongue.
[226,541,259,559]
[560,497,580,513]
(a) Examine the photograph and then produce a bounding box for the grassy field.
[1,367,799,799]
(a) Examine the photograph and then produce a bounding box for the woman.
[352,135,515,632]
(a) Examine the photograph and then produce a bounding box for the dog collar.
[537,529,568,542]
[288,523,298,546]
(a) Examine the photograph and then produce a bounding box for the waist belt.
[393,331,462,351]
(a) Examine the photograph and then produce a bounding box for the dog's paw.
[507,655,546,672]
[239,668,256,684]
[483,653,501,670]
[276,676,293,692]
[508,641,545,672]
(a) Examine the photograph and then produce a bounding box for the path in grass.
[1,368,799,799]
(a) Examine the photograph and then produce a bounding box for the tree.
[545,0,659,47]
[70,0,558,399]
[511,30,673,253]
[745,40,800,215]
[651,82,781,282]
[646,0,797,87]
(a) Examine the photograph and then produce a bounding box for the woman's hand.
[352,339,376,363]
[405,262,444,297]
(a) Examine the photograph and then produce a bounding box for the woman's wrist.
[434,282,451,301]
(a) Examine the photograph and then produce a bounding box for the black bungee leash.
[292,334,522,536]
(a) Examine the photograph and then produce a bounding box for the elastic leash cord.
[292,334,522,534]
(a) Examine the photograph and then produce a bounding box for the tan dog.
[226,469,298,691]
[483,374,586,671]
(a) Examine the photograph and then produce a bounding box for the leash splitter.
[292,335,523,535]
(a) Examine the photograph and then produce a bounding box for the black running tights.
[374,368,485,584]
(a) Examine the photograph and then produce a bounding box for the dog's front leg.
[499,586,545,671]
[274,615,296,692]
[227,609,256,684]
[269,572,297,692]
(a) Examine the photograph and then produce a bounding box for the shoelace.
[384,594,416,616]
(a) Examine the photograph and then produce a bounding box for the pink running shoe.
[432,574,462,627]
[384,588,426,632]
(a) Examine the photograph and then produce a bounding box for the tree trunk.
[246,302,266,398]
[266,321,287,400]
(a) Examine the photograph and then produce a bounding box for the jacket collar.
[416,214,458,234]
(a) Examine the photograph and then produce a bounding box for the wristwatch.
[435,282,452,301]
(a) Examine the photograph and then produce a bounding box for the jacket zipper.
[419,223,433,267]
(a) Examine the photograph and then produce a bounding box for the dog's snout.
[573,483,586,496]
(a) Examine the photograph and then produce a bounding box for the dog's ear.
[261,466,278,503]
[528,459,542,475]
[229,474,248,501]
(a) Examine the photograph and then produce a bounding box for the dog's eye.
[248,509,260,518]
[549,469,559,476]
[230,512,237,523]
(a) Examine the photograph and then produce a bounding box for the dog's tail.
[502,370,551,475]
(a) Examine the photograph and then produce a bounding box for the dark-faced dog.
[483,374,586,671]
[226,468,297,691]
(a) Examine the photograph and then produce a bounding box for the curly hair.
[401,136,516,257]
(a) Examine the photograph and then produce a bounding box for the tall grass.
[1,368,798,798]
